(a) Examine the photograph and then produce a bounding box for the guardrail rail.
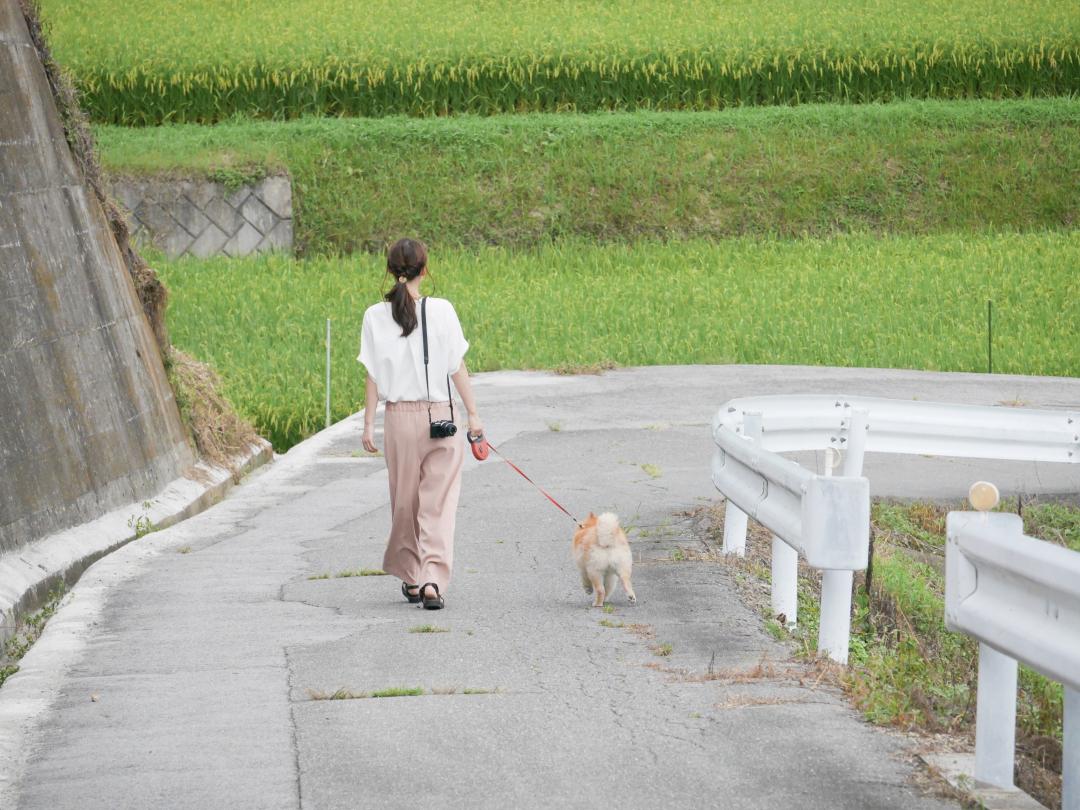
[712,395,1079,665]
[945,511,1079,809]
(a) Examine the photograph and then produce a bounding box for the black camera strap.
[421,296,454,425]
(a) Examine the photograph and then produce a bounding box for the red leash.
[471,433,580,525]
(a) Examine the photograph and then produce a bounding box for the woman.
[358,238,482,610]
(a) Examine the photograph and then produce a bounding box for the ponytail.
[384,238,428,337]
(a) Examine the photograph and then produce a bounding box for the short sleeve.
[445,302,469,375]
[358,310,377,381]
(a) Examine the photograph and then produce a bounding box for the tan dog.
[572,512,636,607]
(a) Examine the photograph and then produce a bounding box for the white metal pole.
[1064,685,1079,810]
[771,535,798,627]
[722,411,761,556]
[325,318,332,430]
[818,409,869,664]
[722,503,748,556]
[818,569,853,663]
[974,642,1018,789]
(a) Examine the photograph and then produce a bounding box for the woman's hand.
[362,424,378,454]
[467,412,484,439]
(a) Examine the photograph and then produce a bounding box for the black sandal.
[401,582,421,604]
[420,582,445,610]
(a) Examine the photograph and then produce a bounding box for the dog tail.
[596,512,622,547]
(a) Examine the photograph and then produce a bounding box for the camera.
[429,420,458,439]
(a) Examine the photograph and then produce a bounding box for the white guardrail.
[712,395,1079,665]
[946,511,1079,808]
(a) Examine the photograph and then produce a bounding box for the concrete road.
[4,366,1079,810]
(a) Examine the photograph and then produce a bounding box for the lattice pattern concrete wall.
[109,175,293,259]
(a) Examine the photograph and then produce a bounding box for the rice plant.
[39,0,1080,123]
[157,232,1080,450]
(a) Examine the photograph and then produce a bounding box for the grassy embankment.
[156,231,1080,450]
[700,499,1080,807]
[94,99,1080,255]
[41,0,1080,123]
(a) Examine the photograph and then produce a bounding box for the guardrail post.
[1065,686,1078,810]
[722,412,761,557]
[818,409,868,663]
[772,536,798,628]
[974,642,1018,789]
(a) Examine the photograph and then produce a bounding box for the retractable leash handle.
[467,430,490,461]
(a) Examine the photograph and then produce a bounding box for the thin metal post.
[325,318,332,430]
[987,299,993,375]
[1064,685,1079,810]
[974,642,1017,789]
[722,412,761,556]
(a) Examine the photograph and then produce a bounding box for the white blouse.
[358,297,469,402]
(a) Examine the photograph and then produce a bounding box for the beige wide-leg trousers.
[381,401,464,593]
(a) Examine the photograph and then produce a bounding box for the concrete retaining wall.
[109,175,294,259]
[0,0,194,556]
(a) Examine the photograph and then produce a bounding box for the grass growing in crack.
[599,619,624,628]
[0,584,66,689]
[308,568,386,580]
[432,686,500,695]
[126,501,156,538]
[409,625,450,634]
[337,568,387,578]
[651,643,674,657]
[640,463,662,479]
[308,688,368,700]
[308,686,495,700]
[371,687,425,698]
[601,604,615,614]
[308,686,425,700]
[177,546,192,554]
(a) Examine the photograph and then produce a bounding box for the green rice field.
[40,0,1080,123]
[158,231,1080,450]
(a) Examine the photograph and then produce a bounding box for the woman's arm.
[362,375,379,453]
[451,362,483,437]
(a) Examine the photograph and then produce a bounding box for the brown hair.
[384,238,428,336]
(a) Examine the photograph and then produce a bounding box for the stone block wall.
[109,174,293,259]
